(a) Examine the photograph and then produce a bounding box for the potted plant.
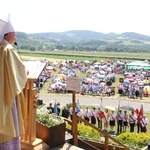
[36,109,66,148]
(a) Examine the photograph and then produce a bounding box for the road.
[38,93,150,112]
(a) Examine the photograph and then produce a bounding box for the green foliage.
[37,103,46,109]
[36,109,64,128]
[66,123,101,142]
[77,124,101,141]
[30,46,36,51]
[17,30,150,53]
[117,132,150,148]
[66,103,72,110]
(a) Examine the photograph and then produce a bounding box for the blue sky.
[1,0,150,35]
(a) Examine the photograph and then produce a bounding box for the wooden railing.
[63,116,129,150]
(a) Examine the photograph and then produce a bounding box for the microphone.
[14,41,22,60]
[14,41,17,46]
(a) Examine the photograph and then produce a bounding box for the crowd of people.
[47,99,148,135]
[46,59,123,95]
[118,68,150,99]
[36,58,150,99]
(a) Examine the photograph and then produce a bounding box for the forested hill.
[16,30,150,53]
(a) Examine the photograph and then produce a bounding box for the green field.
[21,50,150,61]
[24,51,150,132]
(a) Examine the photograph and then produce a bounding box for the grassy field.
[38,65,150,132]
[21,50,150,61]
[23,52,150,132]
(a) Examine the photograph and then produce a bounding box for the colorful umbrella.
[104,106,116,111]
[120,105,134,112]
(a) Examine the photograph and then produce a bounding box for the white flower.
[36,109,64,127]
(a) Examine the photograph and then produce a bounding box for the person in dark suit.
[47,102,54,114]
[62,106,69,119]
[57,102,61,116]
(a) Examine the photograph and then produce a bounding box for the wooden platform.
[50,143,84,150]
[21,138,49,150]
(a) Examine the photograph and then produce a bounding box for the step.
[50,143,85,150]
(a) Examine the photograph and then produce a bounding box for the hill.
[16,30,150,53]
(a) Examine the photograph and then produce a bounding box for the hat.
[0,17,15,38]
[50,101,53,104]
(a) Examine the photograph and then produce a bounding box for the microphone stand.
[14,42,22,60]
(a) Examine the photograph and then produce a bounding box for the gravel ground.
[38,93,150,112]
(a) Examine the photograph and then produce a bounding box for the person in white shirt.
[77,106,83,123]
[140,115,148,132]
[96,108,104,129]
[103,109,109,131]
[109,110,116,131]
[129,111,137,132]
[84,107,91,123]
[77,106,83,118]
[122,111,129,132]
[90,107,97,126]
[117,110,123,134]
[69,106,73,120]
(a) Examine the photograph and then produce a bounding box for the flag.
[99,111,104,119]
[100,97,103,111]
[76,100,80,113]
[135,108,139,116]
[116,101,120,116]
[137,104,143,121]
[54,102,58,115]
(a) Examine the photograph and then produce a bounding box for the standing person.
[47,101,54,114]
[139,86,143,100]
[62,106,69,119]
[140,115,148,133]
[135,85,139,99]
[84,107,91,123]
[69,105,73,120]
[0,18,28,149]
[129,111,137,132]
[90,107,97,126]
[57,102,61,116]
[96,108,104,129]
[109,110,116,132]
[103,109,109,131]
[77,106,83,123]
[122,111,129,132]
[116,110,123,134]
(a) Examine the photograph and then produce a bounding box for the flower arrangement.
[36,109,64,128]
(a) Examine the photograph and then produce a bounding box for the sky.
[1,0,150,35]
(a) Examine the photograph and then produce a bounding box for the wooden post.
[72,91,78,146]
[66,76,80,147]
[21,78,49,150]
[105,136,108,150]
[148,140,150,150]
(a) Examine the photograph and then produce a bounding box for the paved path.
[38,93,150,112]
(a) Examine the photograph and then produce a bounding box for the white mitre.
[0,15,15,38]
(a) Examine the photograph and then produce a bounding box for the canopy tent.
[126,61,150,70]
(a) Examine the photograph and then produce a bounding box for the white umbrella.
[46,66,54,70]
[53,62,58,65]
[84,60,90,63]
[105,106,116,111]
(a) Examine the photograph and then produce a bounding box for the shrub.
[117,132,150,149]
[66,123,101,142]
